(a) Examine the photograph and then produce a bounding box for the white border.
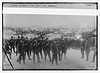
[3,8,98,15]
[0,0,100,73]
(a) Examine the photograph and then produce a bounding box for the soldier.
[56,40,62,61]
[9,36,16,53]
[51,41,59,65]
[80,38,85,58]
[43,38,51,62]
[37,37,43,59]
[17,39,26,64]
[4,41,12,59]
[91,38,97,62]
[85,38,91,61]
[15,36,20,56]
[31,38,41,63]
[61,39,67,60]
[24,37,32,60]
[92,47,97,62]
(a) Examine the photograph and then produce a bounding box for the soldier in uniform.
[43,38,51,62]
[15,36,20,56]
[24,37,32,60]
[17,37,26,64]
[51,41,59,65]
[31,38,41,63]
[61,38,67,60]
[85,38,91,61]
[56,40,62,61]
[91,38,97,62]
[80,38,85,58]
[4,41,12,59]
[37,37,43,59]
[92,47,97,62]
[9,36,16,53]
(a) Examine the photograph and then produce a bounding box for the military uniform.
[61,39,67,60]
[24,38,32,60]
[37,38,43,59]
[85,39,91,61]
[80,40,85,58]
[56,40,62,61]
[15,36,20,55]
[43,39,51,62]
[9,36,15,53]
[31,39,41,63]
[51,41,59,65]
[92,47,96,62]
[17,41,26,64]
[5,42,12,59]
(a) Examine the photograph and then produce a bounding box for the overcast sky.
[3,14,96,29]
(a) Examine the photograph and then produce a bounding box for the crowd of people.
[3,35,97,66]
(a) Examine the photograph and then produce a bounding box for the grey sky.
[3,14,96,29]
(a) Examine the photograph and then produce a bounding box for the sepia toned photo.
[2,2,98,70]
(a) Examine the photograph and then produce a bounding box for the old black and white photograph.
[2,2,98,70]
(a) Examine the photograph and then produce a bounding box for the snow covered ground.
[2,49,96,70]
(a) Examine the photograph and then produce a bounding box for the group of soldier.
[80,37,97,62]
[3,34,97,66]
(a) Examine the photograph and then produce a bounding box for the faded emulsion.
[2,2,98,70]
[2,2,97,9]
